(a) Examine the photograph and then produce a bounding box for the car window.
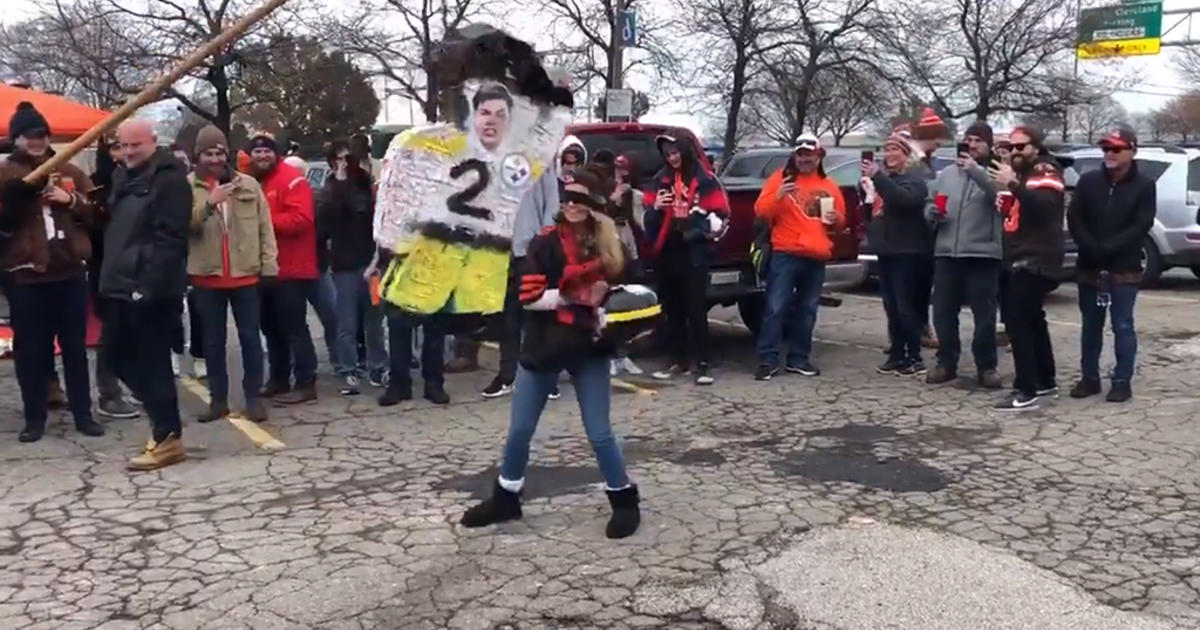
[723,154,770,178]
[576,133,662,186]
[826,160,862,187]
[307,165,329,190]
[1189,158,1200,192]
[762,154,790,177]
[1072,157,1169,181]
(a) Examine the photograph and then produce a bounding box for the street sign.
[618,10,638,48]
[606,88,633,120]
[1076,1,1163,58]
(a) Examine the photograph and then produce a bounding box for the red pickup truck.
[569,123,867,334]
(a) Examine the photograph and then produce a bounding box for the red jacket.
[259,161,317,280]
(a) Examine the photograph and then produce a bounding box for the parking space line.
[179,376,286,451]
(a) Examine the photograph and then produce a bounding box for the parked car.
[1062,145,1200,284]
[570,124,811,335]
[715,146,869,331]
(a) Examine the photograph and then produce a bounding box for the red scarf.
[556,224,605,327]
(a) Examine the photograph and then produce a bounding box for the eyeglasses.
[1101,146,1129,154]
[1010,143,1029,152]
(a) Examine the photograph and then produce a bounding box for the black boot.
[18,423,45,443]
[605,484,641,539]
[461,480,523,527]
[424,383,450,405]
[378,383,412,407]
[75,417,105,437]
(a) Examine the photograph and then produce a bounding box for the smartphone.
[956,142,970,157]
[989,157,1002,170]
[860,150,874,162]
[218,165,233,185]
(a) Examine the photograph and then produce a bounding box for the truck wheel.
[1141,237,1164,287]
[737,294,764,338]
[1191,265,1200,281]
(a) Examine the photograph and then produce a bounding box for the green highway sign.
[1077,1,1163,58]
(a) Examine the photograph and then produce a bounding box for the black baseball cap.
[1098,125,1137,150]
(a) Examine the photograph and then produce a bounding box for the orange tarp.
[0,84,108,141]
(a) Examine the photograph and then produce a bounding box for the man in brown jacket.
[0,101,104,442]
[187,125,278,423]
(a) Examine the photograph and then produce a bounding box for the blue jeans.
[756,252,825,367]
[500,358,629,489]
[194,285,263,405]
[1078,282,1138,383]
[307,271,342,373]
[332,270,386,375]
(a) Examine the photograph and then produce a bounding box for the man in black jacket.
[1067,125,1155,403]
[989,125,1065,411]
[863,132,932,376]
[101,119,192,471]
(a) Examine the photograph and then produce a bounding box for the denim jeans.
[194,286,264,406]
[106,298,181,441]
[261,280,318,388]
[307,271,341,373]
[92,296,124,402]
[756,252,825,367]
[1077,282,1138,383]
[932,257,1000,373]
[500,357,629,489]
[170,290,204,358]
[332,269,386,375]
[9,275,92,427]
[386,311,445,388]
[879,255,933,365]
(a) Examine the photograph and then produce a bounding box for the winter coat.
[642,166,729,270]
[1068,162,1156,281]
[187,172,278,287]
[865,167,931,257]
[1003,155,1065,276]
[318,172,375,272]
[258,160,318,280]
[0,149,93,284]
[926,161,1003,259]
[100,148,192,302]
[754,169,846,262]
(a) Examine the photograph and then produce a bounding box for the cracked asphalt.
[3,273,1200,629]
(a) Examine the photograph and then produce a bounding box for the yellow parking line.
[481,341,656,395]
[179,376,286,451]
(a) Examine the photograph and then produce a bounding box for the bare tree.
[538,0,677,90]
[326,0,486,123]
[873,0,1083,121]
[678,0,793,158]
[1158,91,1200,143]
[1070,95,1127,143]
[807,64,887,146]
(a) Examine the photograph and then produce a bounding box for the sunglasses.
[1010,143,1029,152]
[563,189,602,209]
[1101,146,1129,154]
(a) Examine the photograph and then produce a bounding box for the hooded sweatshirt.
[754,168,846,261]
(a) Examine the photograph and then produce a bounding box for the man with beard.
[188,125,278,423]
[0,102,104,443]
[102,119,191,470]
[989,126,1065,411]
[925,122,1004,390]
[247,133,319,405]
[752,134,846,381]
[644,134,729,385]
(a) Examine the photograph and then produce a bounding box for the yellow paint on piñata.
[381,236,509,315]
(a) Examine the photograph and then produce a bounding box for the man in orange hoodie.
[752,133,845,381]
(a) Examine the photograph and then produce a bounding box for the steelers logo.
[500,153,532,188]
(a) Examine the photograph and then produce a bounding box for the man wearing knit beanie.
[924,120,1004,391]
[187,124,278,423]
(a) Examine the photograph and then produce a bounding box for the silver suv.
[1065,146,1200,285]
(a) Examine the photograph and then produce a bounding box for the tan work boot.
[127,435,186,471]
[275,384,317,405]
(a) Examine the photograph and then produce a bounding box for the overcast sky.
[6,0,1200,139]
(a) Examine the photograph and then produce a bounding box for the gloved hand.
[560,260,603,289]
[519,274,548,303]
[1,178,45,212]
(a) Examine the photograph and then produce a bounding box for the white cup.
[819,197,836,224]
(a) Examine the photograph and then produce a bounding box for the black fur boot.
[605,485,641,539]
[461,480,523,528]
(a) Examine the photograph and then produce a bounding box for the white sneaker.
[620,357,643,375]
[192,358,207,379]
[171,353,181,377]
[611,360,620,376]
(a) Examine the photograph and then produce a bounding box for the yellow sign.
[1076,37,1161,58]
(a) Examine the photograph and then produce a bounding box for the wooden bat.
[23,0,292,183]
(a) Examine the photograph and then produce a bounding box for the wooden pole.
[24,0,292,183]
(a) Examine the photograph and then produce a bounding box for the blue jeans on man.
[194,285,264,407]
[756,252,825,368]
[261,280,318,389]
[1077,282,1138,383]
[332,269,386,377]
[307,271,342,373]
[501,357,629,489]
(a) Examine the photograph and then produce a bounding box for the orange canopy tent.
[0,84,108,141]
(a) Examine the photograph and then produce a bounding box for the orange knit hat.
[911,107,948,140]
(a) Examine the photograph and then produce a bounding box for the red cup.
[934,193,948,215]
[997,191,1015,216]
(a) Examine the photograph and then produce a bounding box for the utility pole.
[610,0,625,90]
